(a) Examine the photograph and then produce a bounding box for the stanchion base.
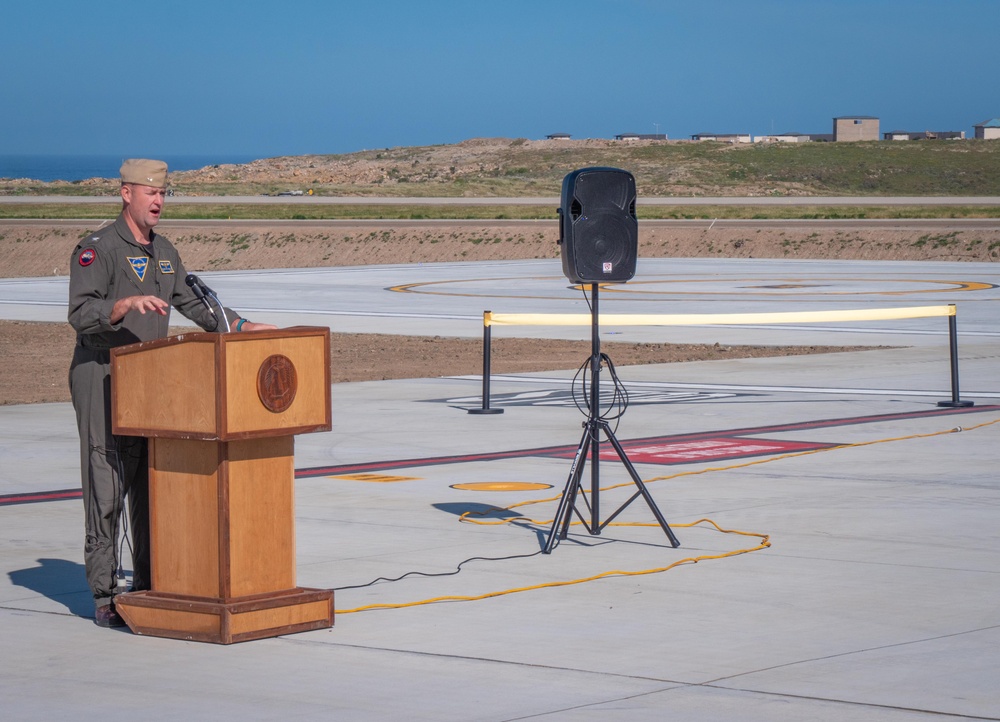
[937,400,974,408]
[467,408,504,415]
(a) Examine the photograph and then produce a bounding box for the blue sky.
[2,0,997,158]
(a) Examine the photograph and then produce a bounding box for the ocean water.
[0,154,264,182]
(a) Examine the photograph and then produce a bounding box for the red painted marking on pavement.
[5,405,996,505]
[550,437,835,465]
[0,489,81,506]
[291,405,996,478]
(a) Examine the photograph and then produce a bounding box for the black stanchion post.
[938,306,973,408]
[468,310,504,415]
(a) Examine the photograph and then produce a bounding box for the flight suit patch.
[127,256,149,281]
[158,260,175,274]
[78,249,96,266]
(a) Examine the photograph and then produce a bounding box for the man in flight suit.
[68,159,275,627]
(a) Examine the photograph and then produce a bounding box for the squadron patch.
[127,256,149,281]
[78,249,96,267]
[158,260,175,274]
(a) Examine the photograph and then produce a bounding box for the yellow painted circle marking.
[602,278,996,297]
[451,482,553,492]
[331,473,420,483]
[390,276,995,299]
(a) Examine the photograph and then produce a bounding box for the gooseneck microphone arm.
[186,273,231,333]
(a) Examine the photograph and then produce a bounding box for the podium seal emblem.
[257,354,298,413]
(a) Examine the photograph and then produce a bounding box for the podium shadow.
[8,558,94,618]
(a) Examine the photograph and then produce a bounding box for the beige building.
[833,116,880,141]
[753,132,812,143]
[974,118,1000,140]
[884,130,965,141]
[690,132,752,143]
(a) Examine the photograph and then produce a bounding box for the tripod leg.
[603,423,680,548]
[543,424,592,554]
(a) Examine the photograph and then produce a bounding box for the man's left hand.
[231,320,278,332]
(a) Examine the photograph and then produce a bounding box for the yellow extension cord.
[335,415,999,615]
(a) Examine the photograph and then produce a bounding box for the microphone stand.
[204,289,231,333]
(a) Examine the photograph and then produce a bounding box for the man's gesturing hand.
[110,295,169,323]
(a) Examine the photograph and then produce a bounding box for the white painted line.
[450,374,1000,399]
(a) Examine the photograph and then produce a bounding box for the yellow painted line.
[393,277,995,300]
[388,276,564,300]
[450,482,554,492]
[331,473,421,483]
[601,278,995,296]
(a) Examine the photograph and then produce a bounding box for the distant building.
[615,133,668,140]
[690,132,752,143]
[546,133,572,140]
[883,130,965,141]
[753,132,812,143]
[833,116,879,141]
[973,118,1000,140]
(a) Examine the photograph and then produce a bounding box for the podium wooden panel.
[109,327,334,644]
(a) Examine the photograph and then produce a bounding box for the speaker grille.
[559,168,638,284]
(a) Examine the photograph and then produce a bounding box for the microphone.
[186,273,216,319]
[185,273,207,300]
[186,273,215,297]
[186,273,230,331]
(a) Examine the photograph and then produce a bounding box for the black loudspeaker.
[558,167,638,284]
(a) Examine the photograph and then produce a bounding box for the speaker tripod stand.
[543,283,680,554]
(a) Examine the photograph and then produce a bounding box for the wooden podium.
[109,326,334,644]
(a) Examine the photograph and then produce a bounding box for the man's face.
[121,183,166,233]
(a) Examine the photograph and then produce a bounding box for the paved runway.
[2,258,999,720]
[4,257,999,347]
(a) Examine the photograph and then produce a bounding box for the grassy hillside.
[2,202,999,222]
[3,137,999,198]
[712,140,1000,195]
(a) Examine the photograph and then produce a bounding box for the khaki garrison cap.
[120,159,168,188]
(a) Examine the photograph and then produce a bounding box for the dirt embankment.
[1,318,862,406]
[4,220,999,280]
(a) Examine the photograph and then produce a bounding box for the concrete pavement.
[2,258,999,720]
